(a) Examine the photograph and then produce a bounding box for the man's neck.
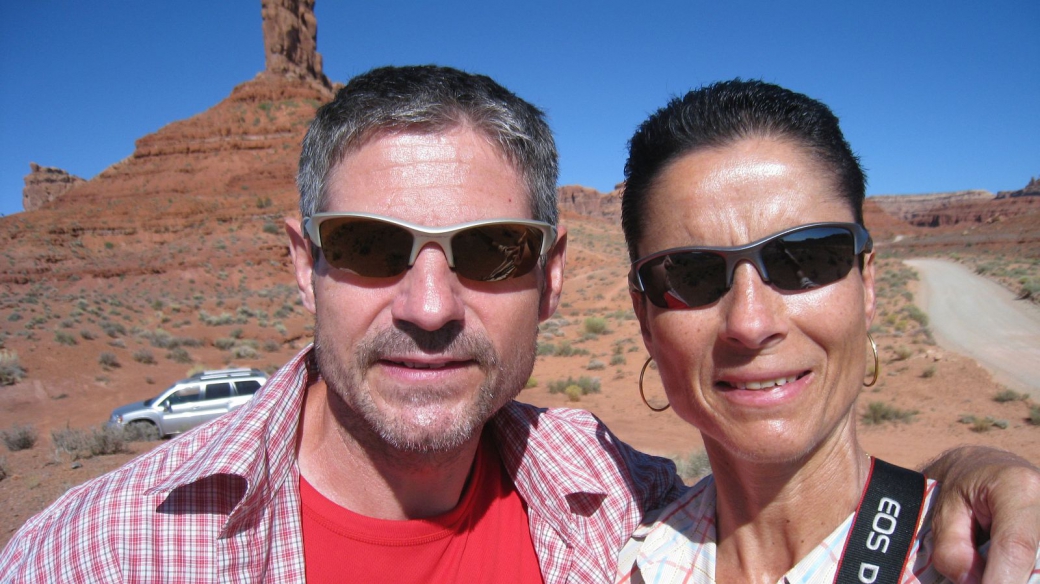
[297,379,484,520]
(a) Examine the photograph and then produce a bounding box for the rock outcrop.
[557,183,624,222]
[261,0,331,90]
[870,190,997,227]
[995,176,1040,199]
[22,163,85,211]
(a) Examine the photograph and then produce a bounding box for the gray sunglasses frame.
[303,212,558,275]
[629,222,873,304]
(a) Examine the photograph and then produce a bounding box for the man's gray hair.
[297,65,559,225]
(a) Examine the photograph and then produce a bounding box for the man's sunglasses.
[303,213,557,282]
[629,222,873,309]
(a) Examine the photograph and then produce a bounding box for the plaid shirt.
[0,347,685,583]
[616,473,1040,584]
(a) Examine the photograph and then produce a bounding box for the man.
[1,65,1037,583]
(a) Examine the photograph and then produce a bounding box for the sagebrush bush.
[132,349,156,365]
[1,424,38,451]
[861,401,917,425]
[98,352,120,369]
[548,376,601,395]
[52,425,129,460]
[0,349,27,385]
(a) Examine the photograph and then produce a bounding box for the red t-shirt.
[300,432,545,583]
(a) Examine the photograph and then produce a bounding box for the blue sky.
[1,1,1037,217]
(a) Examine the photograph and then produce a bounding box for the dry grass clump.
[0,349,27,385]
[1,425,38,451]
[51,425,129,460]
[861,401,918,425]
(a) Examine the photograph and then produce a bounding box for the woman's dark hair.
[621,79,866,260]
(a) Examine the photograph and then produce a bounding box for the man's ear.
[286,217,317,315]
[538,224,567,322]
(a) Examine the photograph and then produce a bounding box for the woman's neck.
[708,418,871,584]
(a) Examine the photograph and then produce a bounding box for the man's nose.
[391,243,466,332]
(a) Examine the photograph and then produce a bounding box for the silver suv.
[108,368,268,438]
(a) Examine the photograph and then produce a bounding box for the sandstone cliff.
[557,183,623,222]
[22,163,86,211]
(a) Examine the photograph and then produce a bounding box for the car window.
[205,382,233,400]
[235,380,262,395]
[166,385,202,406]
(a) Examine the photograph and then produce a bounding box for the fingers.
[930,489,985,584]
[979,469,1040,584]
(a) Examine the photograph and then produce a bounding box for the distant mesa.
[22,163,85,212]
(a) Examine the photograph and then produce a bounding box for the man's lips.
[379,357,475,370]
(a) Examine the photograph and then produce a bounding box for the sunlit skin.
[286,126,567,520]
[631,136,877,583]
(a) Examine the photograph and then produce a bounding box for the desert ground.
[1,214,1038,547]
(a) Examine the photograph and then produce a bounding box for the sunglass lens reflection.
[452,225,543,281]
[319,219,413,277]
[761,228,855,290]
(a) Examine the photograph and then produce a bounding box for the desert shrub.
[525,377,538,389]
[548,376,601,395]
[132,349,156,365]
[673,450,711,483]
[0,457,8,482]
[610,354,626,366]
[54,331,77,346]
[99,321,126,338]
[583,317,608,336]
[0,349,27,385]
[1028,405,1040,426]
[586,359,606,371]
[232,345,259,359]
[553,341,589,357]
[921,365,937,379]
[564,385,583,402]
[166,347,193,364]
[122,422,160,442]
[993,389,1027,403]
[98,352,120,370]
[861,401,917,425]
[536,342,556,356]
[262,222,280,235]
[903,305,929,327]
[1,424,38,451]
[215,337,236,350]
[959,415,1007,433]
[53,425,129,459]
[80,329,96,341]
[891,346,913,362]
[263,339,280,352]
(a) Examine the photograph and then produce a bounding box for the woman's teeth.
[730,376,799,390]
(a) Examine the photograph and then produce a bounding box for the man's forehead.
[322,128,531,221]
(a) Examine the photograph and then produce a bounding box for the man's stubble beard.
[313,317,537,459]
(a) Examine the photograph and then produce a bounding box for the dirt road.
[905,258,1040,398]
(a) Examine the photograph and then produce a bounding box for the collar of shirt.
[142,347,313,538]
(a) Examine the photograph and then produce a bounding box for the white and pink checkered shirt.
[615,473,1040,584]
[0,347,685,583]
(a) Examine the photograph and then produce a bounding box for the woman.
[615,80,1040,583]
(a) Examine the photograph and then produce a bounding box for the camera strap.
[834,457,927,584]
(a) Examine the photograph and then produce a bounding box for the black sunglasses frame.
[629,222,873,309]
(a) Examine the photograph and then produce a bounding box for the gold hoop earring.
[864,332,879,387]
[639,357,670,412]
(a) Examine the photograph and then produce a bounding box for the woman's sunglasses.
[629,222,873,309]
[303,213,557,282]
